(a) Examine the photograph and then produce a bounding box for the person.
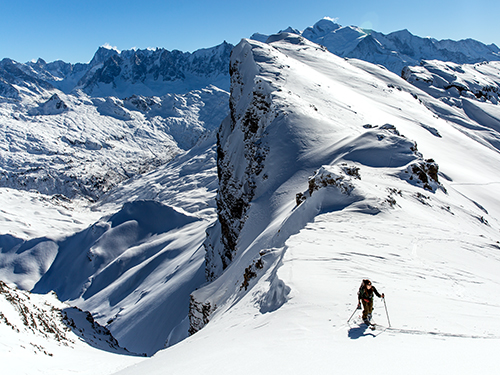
[357,279,384,324]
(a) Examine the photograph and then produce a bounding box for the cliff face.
[204,41,274,280]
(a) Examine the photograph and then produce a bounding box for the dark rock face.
[204,42,272,281]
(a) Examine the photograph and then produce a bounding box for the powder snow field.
[113,34,500,374]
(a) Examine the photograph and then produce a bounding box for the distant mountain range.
[252,18,500,74]
[0,41,232,99]
[2,18,499,103]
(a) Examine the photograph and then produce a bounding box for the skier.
[357,279,384,324]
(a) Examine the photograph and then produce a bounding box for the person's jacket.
[358,286,381,302]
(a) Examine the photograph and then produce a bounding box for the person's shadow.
[348,324,376,339]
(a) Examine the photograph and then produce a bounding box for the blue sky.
[1,0,499,63]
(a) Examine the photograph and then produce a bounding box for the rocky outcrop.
[204,41,274,281]
[0,280,131,355]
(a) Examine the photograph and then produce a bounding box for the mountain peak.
[89,46,121,67]
[302,17,341,40]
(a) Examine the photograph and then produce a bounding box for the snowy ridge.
[170,33,500,373]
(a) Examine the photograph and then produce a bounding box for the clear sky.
[1,0,499,63]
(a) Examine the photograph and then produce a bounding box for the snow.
[252,18,500,75]
[117,34,500,374]
[0,85,228,201]
[0,281,144,375]
[1,132,219,355]
[1,19,500,375]
[113,199,500,373]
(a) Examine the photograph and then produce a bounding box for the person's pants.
[362,299,373,320]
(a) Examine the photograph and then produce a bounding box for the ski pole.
[383,297,391,327]
[347,304,359,323]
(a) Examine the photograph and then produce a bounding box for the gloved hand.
[381,293,385,299]
[357,303,361,309]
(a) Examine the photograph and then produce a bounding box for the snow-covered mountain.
[252,18,500,74]
[1,132,218,356]
[2,19,500,375]
[0,41,231,201]
[3,42,232,98]
[0,86,228,201]
[190,32,500,333]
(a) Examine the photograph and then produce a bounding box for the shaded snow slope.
[252,18,500,74]
[1,134,218,355]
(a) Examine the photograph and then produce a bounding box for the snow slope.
[114,34,500,374]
